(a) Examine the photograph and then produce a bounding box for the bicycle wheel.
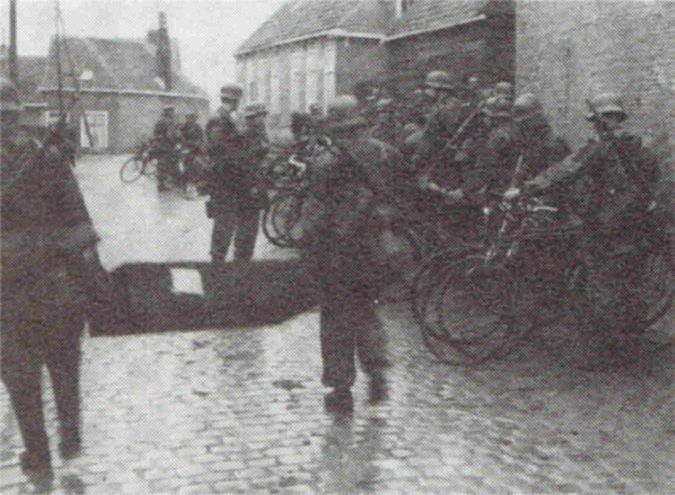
[425,255,521,364]
[273,192,305,247]
[263,195,291,247]
[411,245,480,323]
[639,250,673,328]
[120,156,143,183]
[532,265,587,364]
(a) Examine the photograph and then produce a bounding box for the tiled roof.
[388,0,491,38]
[236,0,395,54]
[0,56,47,102]
[40,36,206,97]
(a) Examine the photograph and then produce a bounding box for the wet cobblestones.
[1,304,672,493]
[1,156,672,493]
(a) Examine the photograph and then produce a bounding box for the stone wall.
[516,0,674,162]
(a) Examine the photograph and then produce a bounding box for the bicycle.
[120,140,158,184]
[262,153,311,248]
[416,193,672,366]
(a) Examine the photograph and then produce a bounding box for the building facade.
[5,13,209,153]
[236,0,515,130]
[385,0,514,93]
[516,0,674,160]
[235,0,393,129]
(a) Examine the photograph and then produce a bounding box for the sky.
[1,0,287,107]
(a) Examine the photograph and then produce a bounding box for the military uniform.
[301,95,391,410]
[531,93,661,341]
[206,85,262,263]
[153,107,180,190]
[1,79,98,476]
[180,116,204,194]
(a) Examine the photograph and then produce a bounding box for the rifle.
[417,98,486,181]
[2,0,93,194]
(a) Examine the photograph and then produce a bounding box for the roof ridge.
[335,0,366,30]
[81,37,123,88]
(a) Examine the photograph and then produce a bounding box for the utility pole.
[9,0,18,84]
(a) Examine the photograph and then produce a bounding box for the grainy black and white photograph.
[0,0,673,493]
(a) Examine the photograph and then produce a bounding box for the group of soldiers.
[0,58,665,479]
[268,69,664,410]
[151,105,204,195]
[196,68,664,412]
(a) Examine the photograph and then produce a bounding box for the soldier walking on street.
[1,78,101,485]
[206,84,261,264]
[302,95,392,413]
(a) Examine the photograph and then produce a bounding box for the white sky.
[1,0,287,107]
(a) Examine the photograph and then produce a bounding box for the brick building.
[516,0,674,160]
[33,14,209,153]
[236,0,515,129]
[385,0,514,93]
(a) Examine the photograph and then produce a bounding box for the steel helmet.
[1,77,22,112]
[326,94,365,130]
[586,92,627,121]
[375,97,395,112]
[424,70,454,91]
[482,96,511,118]
[512,93,543,122]
[327,94,359,118]
[493,81,514,99]
[244,103,267,118]
[220,84,243,101]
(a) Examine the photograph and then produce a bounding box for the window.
[80,111,108,149]
[270,56,281,115]
[305,45,321,112]
[289,46,305,112]
[44,110,70,127]
[323,41,336,112]
[249,81,259,103]
[245,57,257,103]
[257,54,268,106]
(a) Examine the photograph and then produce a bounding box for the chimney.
[8,0,18,84]
[395,0,413,19]
[156,11,171,91]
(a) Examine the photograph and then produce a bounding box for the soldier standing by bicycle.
[206,84,262,264]
[523,93,664,356]
[1,78,103,484]
[154,105,180,191]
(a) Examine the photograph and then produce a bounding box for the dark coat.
[1,129,97,315]
[205,114,249,204]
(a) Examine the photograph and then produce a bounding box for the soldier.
[524,93,662,357]
[153,105,180,191]
[240,103,271,232]
[206,84,261,263]
[180,111,204,199]
[413,70,466,191]
[457,96,513,204]
[1,78,100,483]
[304,95,392,412]
[364,97,404,147]
[509,93,570,186]
[461,96,516,200]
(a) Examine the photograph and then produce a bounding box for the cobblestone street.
[1,156,673,494]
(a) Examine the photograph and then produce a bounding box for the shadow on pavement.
[92,259,319,335]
